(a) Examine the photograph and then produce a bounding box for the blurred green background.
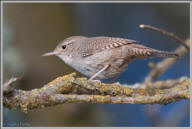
[3,3,189,126]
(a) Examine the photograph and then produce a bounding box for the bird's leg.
[110,74,121,85]
[110,73,120,83]
[88,64,110,81]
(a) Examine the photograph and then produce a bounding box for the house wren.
[42,36,178,80]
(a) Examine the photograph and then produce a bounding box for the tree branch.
[140,24,190,84]
[140,24,190,126]
[139,24,189,50]
[3,73,189,113]
[144,38,189,84]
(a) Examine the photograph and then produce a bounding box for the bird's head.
[42,36,86,64]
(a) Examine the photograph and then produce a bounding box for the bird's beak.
[41,51,58,57]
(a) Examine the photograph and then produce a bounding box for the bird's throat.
[57,54,74,66]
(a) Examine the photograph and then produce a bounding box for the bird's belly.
[73,54,107,79]
[73,51,130,79]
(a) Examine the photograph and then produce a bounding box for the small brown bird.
[42,36,178,80]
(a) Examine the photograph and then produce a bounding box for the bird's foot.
[88,79,102,85]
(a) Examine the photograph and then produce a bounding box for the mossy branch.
[3,73,189,113]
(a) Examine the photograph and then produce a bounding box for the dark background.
[3,3,189,126]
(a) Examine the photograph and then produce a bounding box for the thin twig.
[144,38,189,84]
[139,24,189,50]
[3,76,23,95]
[140,24,190,126]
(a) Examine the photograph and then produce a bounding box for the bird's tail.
[149,50,179,58]
[128,44,179,58]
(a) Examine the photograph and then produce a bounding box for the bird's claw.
[88,79,102,85]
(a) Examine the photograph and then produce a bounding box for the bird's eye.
[62,45,66,49]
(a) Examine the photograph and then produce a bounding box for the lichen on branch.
[3,73,189,113]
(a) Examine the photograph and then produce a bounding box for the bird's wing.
[79,36,138,57]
